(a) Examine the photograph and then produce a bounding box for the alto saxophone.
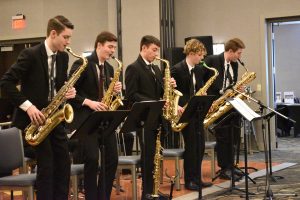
[155,57,182,121]
[203,62,256,129]
[171,62,218,132]
[101,56,123,111]
[25,47,88,146]
[151,128,164,199]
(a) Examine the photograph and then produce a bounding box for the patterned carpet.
[1,136,299,200]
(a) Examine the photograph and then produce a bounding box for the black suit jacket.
[125,55,163,104]
[68,51,114,130]
[0,43,69,129]
[203,52,238,97]
[171,59,205,106]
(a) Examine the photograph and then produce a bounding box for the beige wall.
[0,0,109,63]
[121,0,160,68]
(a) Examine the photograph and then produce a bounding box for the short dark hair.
[47,15,74,37]
[140,35,160,51]
[225,38,245,52]
[94,31,117,49]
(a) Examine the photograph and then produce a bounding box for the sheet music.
[228,98,261,122]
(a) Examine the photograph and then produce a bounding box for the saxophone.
[171,62,219,132]
[155,57,183,121]
[25,47,88,146]
[151,128,164,199]
[203,63,256,128]
[101,56,124,111]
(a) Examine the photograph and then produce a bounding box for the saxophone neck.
[201,61,219,76]
[112,56,123,70]
[155,57,170,68]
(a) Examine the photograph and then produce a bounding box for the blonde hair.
[183,39,207,55]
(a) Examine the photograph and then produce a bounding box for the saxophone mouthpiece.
[66,46,71,52]
[238,59,248,72]
[238,59,245,66]
[111,55,115,59]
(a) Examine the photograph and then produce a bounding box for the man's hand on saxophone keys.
[26,105,46,126]
[83,99,108,111]
[178,105,184,115]
[65,87,76,99]
[170,77,177,88]
[113,81,122,93]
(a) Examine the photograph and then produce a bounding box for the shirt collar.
[186,58,194,72]
[224,60,231,67]
[44,40,57,57]
[142,57,151,66]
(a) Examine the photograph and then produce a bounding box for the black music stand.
[72,110,129,200]
[119,100,165,199]
[227,98,264,199]
[209,111,256,197]
[178,95,216,200]
[229,87,297,199]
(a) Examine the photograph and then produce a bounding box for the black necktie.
[50,54,56,100]
[98,64,104,101]
[190,68,195,96]
[225,64,233,84]
[147,64,156,80]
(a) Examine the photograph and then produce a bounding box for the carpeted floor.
[1,136,299,200]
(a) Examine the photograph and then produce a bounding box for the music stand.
[209,110,256,196]
[229,87,297,199]
[72,110,129,200]
[119,100,165,199]
[178,95,216,200]
[227,97,264,199]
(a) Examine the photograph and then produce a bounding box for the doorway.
[0,37,45,80]
[266,17,300,138]
[0,37,44,122]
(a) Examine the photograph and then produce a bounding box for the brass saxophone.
[101,56,123,111]
[151,128,164,198]
[25,47,88,146]
[171,62,219,132]
[155,57,182,121]
[203,63,256,129]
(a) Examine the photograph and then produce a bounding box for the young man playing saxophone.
[125,35,177,199]
[203,38,245,180]
[69,31,122,200]
[0,16,76,200]
[171,39,212,190]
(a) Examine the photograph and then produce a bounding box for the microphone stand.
[230,87,296,199]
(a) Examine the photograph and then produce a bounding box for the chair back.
[0,127,24,173]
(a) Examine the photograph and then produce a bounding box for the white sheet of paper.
[228,98,261,122]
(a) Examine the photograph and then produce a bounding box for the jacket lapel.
[40,44,49,89]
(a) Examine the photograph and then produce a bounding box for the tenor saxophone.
[203,62,256,129]
[101,56,123,111]
[25,47,88,146]
[155,57,183,121]
[171,62,218,132]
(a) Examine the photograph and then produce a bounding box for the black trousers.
[182,118,205,184]
[215,113,241,169]
[35,124,70,200]
[80,130,118,200]
[137,127,158,199]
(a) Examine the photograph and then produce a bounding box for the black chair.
[0,127,36,200]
